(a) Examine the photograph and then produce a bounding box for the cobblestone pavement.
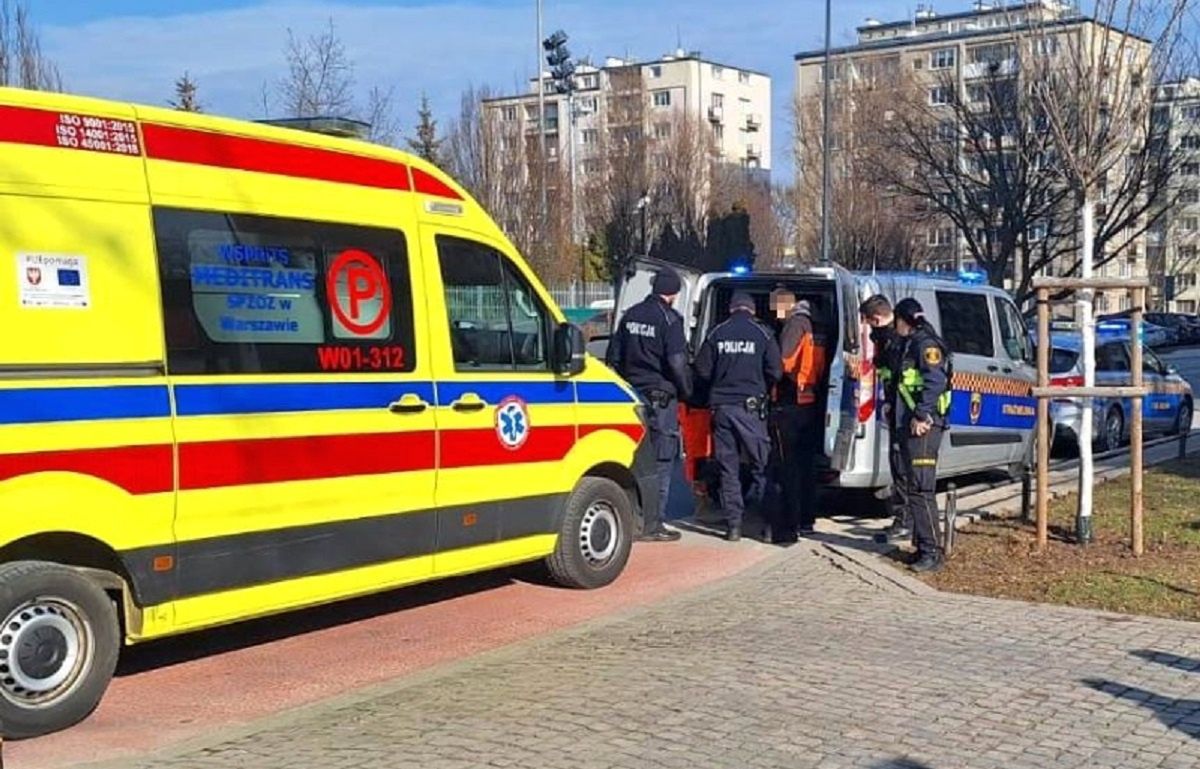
[93,543,1200,769]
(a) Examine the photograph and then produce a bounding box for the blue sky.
[36,0,903,178]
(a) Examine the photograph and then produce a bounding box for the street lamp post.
[820,0,832,265]
[536,0,547,218]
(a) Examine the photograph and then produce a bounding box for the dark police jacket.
[871,323,904,421]
[895,325,951,427]
[605,295,692,401]
[694,311,783,407]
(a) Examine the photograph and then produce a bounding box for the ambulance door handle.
[450,393,488,412]
[389,394,430,414]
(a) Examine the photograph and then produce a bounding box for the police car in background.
[1046,330,1193,452]
[609,259,1039,498]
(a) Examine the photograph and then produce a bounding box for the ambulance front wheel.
[0,561,120,739]
[546,478,634,589]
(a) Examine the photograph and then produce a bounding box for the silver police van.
[610,259,1038,497]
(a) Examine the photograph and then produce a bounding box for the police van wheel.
[546,478,634,589]
[0,561,120,739]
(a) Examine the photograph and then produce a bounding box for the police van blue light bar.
[730,263,750,275]
[957,268,988,285]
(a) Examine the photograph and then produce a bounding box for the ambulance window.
[437,235,549,371]
[935,291,995,357]
[154,208,416,375]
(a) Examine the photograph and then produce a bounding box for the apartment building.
[1151,78,1200,314]
[485,50,772,180]
[794,1,1152,311]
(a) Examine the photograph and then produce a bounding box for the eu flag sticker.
[57,268,81,287]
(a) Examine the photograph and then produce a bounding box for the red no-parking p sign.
[327,249,392,336]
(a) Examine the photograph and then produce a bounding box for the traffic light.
[542,29,575,94]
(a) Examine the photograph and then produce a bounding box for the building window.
[738,71,751,84]
[650,65,663,79]
[1182,189,1200,204]
[1184,163,1200,176]
[929,86,953,106]
[579,96,598,113]
[1179,300,1197,313]
[1183,135,1200,150]
[930,48,956,70]
[1034,37,1059,57]
[1185,105,1200,121]
[1181,245,1199,261]
[653,123,671,140]
[582,159,601,174]
[581,75,597,89]
[501,106,517,121]
[935,120,957,141]
[968,43,1015,64]
[1120,295,1132,311]
[1184,217,1199,232]
[712,93,724,108]
[713,124,724,142]
[1029,222,1047,242]
[928,226,955,246]
[1178,273,1198,289]
[652,90,672,108]
[712,65,724,79]
[582,128,598,145]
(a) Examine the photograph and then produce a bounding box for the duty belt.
[643,390,674,409]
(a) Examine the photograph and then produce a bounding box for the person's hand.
[911,417,932,436]
[881,403,892,423]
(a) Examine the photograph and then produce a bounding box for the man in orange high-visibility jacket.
[768,289,827,543]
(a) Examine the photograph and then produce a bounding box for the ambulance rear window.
[154,208,416,375]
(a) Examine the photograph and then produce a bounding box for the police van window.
[935,291,995,357]
[437,235,549,371]
[154,208,415,375]
[993,296,1032,363]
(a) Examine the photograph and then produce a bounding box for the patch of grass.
[924,458,1200,622]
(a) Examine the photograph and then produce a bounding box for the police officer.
[893,298,952,573]
[860,295,911,544]
[606,268,692,542]
[770,289,827,543]
[694,292,782,542]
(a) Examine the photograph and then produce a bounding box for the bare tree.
[362,85,400,146]
[274,19,355,118]
[0,1,62,91]
[445,84,497,205]
[796,70,930,271]
[170,72,202,112]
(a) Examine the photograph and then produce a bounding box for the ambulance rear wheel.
[546,478,633,589]
[0,561,120,739]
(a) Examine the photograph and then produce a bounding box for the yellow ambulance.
[0,88,654,737]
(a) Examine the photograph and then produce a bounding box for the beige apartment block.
[485,49,772,181]
[794,0,1151,307]
[1151,78,1200,314]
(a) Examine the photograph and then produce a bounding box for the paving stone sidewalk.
[92,542,1200,769]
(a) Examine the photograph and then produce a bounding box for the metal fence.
[546,282,614,308]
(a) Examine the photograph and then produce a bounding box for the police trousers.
[888,431,911,529]
[770,403,820,535]
[712,403,770,528]
[901,424,944,557]
[643,394,679,533]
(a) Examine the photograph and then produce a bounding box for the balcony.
[963,58,1018,80]
[745,113,762,131]
[745,143,762,160]
[708,105,724,123]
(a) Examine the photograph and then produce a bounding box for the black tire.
[1097,406,1124,453]
[0,561,120,739]
[1172,398,1192,436]
[545,477,634,589]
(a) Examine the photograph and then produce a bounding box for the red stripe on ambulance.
[0,104,142,156]
[178,431,436,490]
[141,123,413,191]
[0,444,172,495]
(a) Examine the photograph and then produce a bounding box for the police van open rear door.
[612,257,704,345]
[826,265,871,474]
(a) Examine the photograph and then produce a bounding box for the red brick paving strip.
[11,538,767,769]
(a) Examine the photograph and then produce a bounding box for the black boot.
[639,527,682,543]
[726,524,742,542]
[873,518,911,544]
[910,551,944,573]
